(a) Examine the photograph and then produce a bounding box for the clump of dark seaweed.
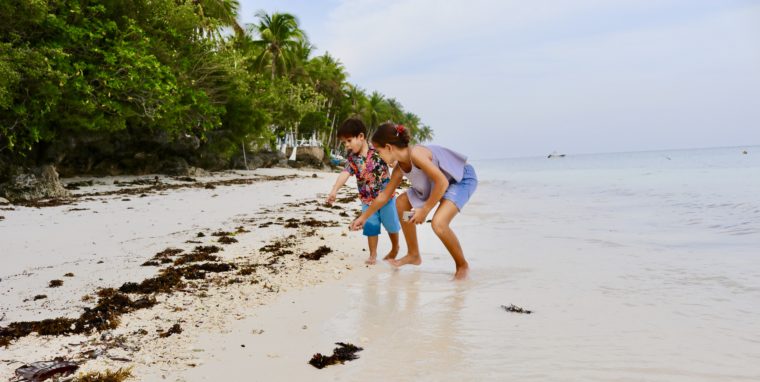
[218,236,238,244]
[64,272,75,277]
[197,232,205,237]
[141,260,160,267]
[182,263,237,280]
[300,246,332,261]
[237,265,259,276]
[155,248,183,258]
[159,323,182,338]
[0,292,156,347]
[308,342,364,369]
[501,304,532,314]
[300,218,340,228]
[119,267,185,294]
[260,240,294,257]
[335,195,356,204]
[211,230,232,237]
[235,226,250,233]
[173,245,221,265]
[34,295,47,301]
[49,279,63,288]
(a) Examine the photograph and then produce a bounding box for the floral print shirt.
[344,145,391,205]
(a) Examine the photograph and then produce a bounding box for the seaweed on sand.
[308,342,364,369]
[173,246,221,265]
[119,267,185,294]
[501,304,532,314]
[0,293,156,347]
[49,279,63,288]
[300,246,332,261]
[260,240,294,257]
[72,367,132,382]
[218,236,238,244]
[182,263,237,280]
[159,323,182,338]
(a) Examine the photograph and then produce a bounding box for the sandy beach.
[0,167,368,380]
[3,147,760,381]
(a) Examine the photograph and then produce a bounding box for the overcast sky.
[239,0,760,158]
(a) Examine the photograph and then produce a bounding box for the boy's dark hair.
[371,122,410,148]
[337,118,367,139]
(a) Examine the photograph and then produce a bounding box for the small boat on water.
[547,150,566,159]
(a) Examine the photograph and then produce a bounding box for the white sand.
[0,168,368,380]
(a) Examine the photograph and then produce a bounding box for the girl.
[351,123,478,280]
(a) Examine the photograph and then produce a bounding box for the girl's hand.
[409,207,431,225]
[351,216,366,231]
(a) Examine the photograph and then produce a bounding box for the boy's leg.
[430,199,469,280]
[389,193,421,267]
[378,197,401,261]
[362,204,382,265]
[367,236,379,265]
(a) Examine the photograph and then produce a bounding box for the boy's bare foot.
[365,256,377,265]
[453,264,470,280]
[388,254,421,267]
[383,248,399,262]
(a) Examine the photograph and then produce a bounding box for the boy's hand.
[350,216,366,231]
[326,192,336,205]
[409,207,431,225]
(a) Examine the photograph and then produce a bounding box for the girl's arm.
[350,169,404,231]
[408,147,449,224]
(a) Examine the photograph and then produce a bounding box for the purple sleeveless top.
[401,145,468,208]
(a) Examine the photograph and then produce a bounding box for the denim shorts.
[443,164,478,211]
[362,196,402,237]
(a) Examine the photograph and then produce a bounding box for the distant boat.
[547,151,566,159]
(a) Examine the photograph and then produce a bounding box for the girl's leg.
[431,199,469,280]
[367,236,379,265]
[389,192,421,266]
[385,232,400,261]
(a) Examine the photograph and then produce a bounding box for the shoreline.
[0,167,368,379]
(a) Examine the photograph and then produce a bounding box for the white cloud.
[321,1,760,157]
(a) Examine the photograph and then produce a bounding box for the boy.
[327,118,401,264]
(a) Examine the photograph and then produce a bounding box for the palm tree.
[365,91,386,136]
[249,11,307,79]
[385,97,404,123]
[193,0,245,40]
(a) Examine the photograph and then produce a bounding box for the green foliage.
[0,4,433,167]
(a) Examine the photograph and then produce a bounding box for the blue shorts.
[443,164,478,211]
[362,196,402,237]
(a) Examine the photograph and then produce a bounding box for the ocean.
[310,145,760,381]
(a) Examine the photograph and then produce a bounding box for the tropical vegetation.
[0,0,432,175]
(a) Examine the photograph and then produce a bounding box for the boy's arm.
[327,171,351,205]
[350,169,403,230]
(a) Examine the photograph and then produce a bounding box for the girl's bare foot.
[365,256,377,265]
[453,264,470,280]
[383,248,399,261]
[388,253,421,267]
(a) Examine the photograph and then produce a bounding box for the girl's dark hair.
[371,122,410,148]
[337,118,367,139]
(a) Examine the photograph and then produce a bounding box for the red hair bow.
[395,124,405,136]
